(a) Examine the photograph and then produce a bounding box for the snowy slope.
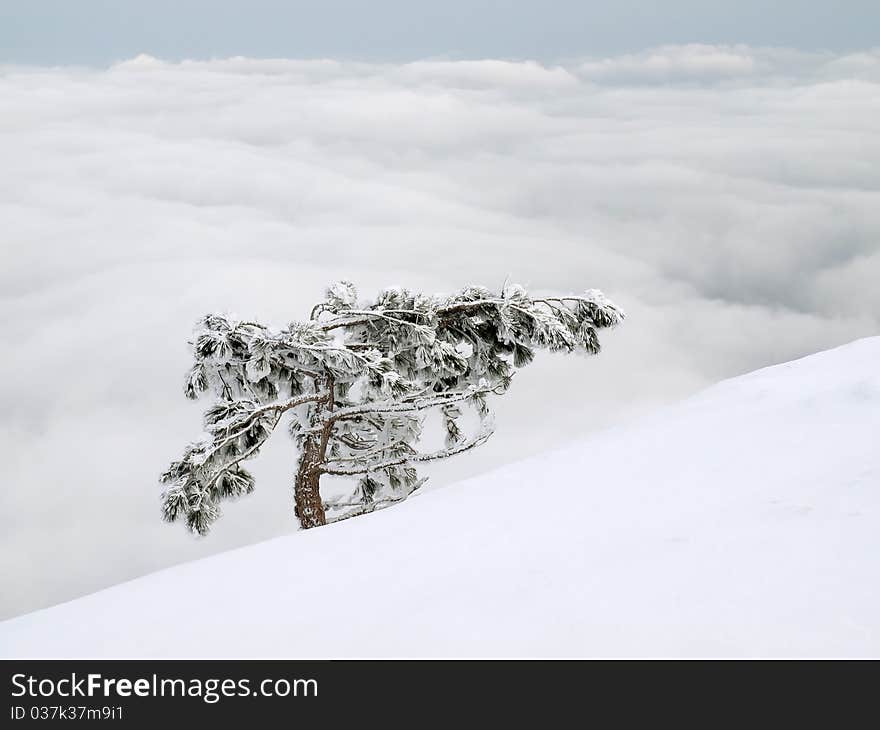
[2,338,878,658]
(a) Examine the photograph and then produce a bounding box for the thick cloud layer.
[2,46,878,618]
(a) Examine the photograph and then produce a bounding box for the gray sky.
[1,0,879,65]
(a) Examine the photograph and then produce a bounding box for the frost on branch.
[161,282,624,534]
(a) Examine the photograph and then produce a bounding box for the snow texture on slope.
[1,337,878,657]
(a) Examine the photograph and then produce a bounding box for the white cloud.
[575,44,880,84]
[577,44,761,82]
[1,46,878,618]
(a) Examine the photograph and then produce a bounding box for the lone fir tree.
[161,282,624,533]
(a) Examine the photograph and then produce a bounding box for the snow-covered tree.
[161,282,624,534]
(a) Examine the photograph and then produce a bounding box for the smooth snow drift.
[2,337,878,657]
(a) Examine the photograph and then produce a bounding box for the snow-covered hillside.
[2,338,878,657]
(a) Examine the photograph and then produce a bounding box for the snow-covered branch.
[320,309,433,333]
[317,383,502,429]
[323,437,415,465]
[323,478,429,523]
[320,428,494,476]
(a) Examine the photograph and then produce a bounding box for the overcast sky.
[2,0,880,65]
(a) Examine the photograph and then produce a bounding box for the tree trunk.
[294,438,326,529]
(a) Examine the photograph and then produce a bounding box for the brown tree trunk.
[293,437,326,529]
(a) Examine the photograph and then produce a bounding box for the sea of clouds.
[1,44,878,618]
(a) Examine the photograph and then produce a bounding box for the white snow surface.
[2,337,878,657]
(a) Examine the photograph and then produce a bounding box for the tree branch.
[320,309,432,333]
[323,478,429,523]
[258,390,329,416]
[203,415,280,489]
[319,429,493,476]
[323,437,415,465]
[216,357,323,380]
[203,390,327,464]
[317,383,502,429]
